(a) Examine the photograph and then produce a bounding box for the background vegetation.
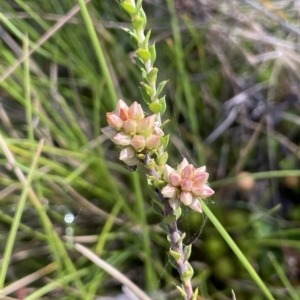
[0,0,300,299]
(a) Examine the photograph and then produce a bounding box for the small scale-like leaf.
[180,269,193,282]
[173,206,182,220]
[157,80,168,98]
[169,249,181,261]
[140,82,154,96]
[153,179,165,189]
[183,244,192,261]
[192,288,199,300]
[136,48,151,62]
[149,102,162,114]
[160,119,170,128]
[175,285,187,298]
[178,232,186,244]
[147,67,158,84]
[156,151,168,166]
[132,16,146,33]
[120,2,136,15]
[161,134,170,151]
[133,56,145,72]
[149,43,156,65]
[158,96,166,115]
[152,197,165,210]
[163,214,176,225]
[143,29,151,50]
[130,35,139,49]
[139,86,151,104]
[151,201,164,217]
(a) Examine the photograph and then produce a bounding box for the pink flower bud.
[113,132,132,146]
[189,198,202,213]
[191,184,204,196]
[194,172,209,184]
[181,164,195,179]
[117,99,129,113]
[200,185,215,198]
[163,165,174,182]
[106,113,123,129]
[179,191,193,206]
[169,171,181,187]
[177,158,189,174]
[101,126,117,139]
[131,135,146,151]
[161,185,178,199]
[136,115,155,134]
[145,134,161,149]
[195,165,206,173]
[181,179,193,192]
[123,119,137,135]
[128,102,144,120]
[119,107,129,120]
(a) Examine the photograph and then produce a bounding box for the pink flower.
[106,113,123,130]
[131,135,146,151]
[119,146,140,166]
[128,102,144,120]
[101,99,164,168]
[145,134,161,150]
[136,115,156,134]
[123,119,137,135]
[113,132,132,146]
[161,158,214,213]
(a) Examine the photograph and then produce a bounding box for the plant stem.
[144,155,193,299]
[157,189,193,300]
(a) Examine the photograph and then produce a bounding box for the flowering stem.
[145,155,193,299]
[101,1,214,299]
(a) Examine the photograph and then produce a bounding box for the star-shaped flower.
[161,158,214,212]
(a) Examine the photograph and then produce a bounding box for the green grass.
[0,1,300,299]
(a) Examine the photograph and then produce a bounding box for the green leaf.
[132,16,146,33]
[149,43,156,65]
[156,151,168,166]
[133,56,145,72]
[183,244,192,261]
[136,48,151,62]
[149,101,162,114]
[120,2,136,15]
[178,232,186,244]
[192,288,199,300]
[173,206,182,220]
[139,86,151,104]
[143,29,151,50]
[169,249,181,261]
[151,201,164,217]
[161,134,170,151]
[156,80,168,98]
[180,269,193,282]
[153,180,165,189]
[161,119,170,128]
[163,214,176,225]
[151,197,165,210]
[158,96,166,115]
[175,285,187,298]
[140,82,154,96]
[130,35,139,49]
[147,67,158,84]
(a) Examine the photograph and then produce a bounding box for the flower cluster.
[101,100,163,166]
[161,158,214,213]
